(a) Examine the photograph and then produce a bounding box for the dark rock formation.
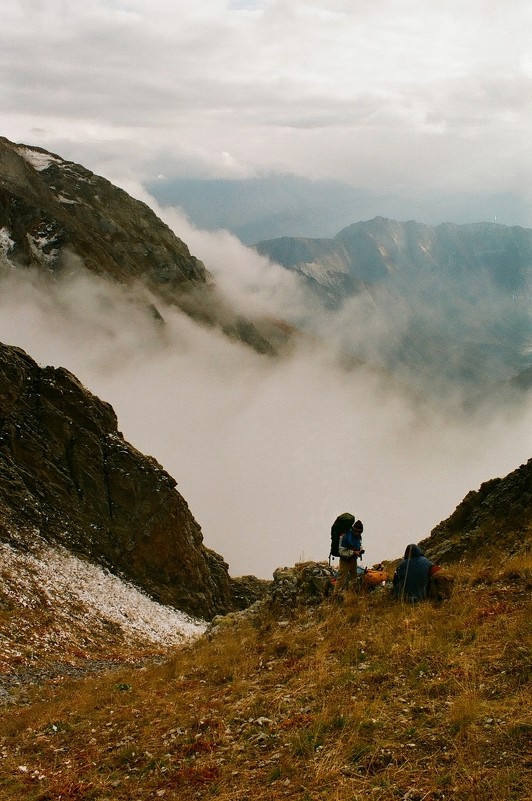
[0,341,235,619]
[228,574,272,611]
[419,459,532,564]
[0,136,277,355]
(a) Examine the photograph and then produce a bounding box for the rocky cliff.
[0,341,238,620]
[0,136,276,354]
[419,459,532,564]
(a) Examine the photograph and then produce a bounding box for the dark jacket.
[392,544,434,602]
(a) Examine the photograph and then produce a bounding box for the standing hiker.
[333,519,364,597]
[392,543,434,603]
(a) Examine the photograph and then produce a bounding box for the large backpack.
[361,567,388,591]
[428,566,455,602]
[330,512,355,558]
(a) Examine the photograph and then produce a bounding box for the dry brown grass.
[0,557,530,801]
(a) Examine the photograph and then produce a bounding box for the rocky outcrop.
[268,562,337,607]
[419,459,532,564]
[0,136,276,354]
[229,574,272,611]
[0,342,235,619]
[0,137,208,293]
[206,562,336,636]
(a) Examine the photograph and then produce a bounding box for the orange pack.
[361,568,388,588]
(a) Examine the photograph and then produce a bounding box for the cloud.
[120,185,531,394]
[1,0,531,199]
[1,212,530,580]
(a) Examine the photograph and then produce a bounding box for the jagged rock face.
[0,136,277,355]
[0,342,234,620]
[0,137,208,295]
[419,459,532,564]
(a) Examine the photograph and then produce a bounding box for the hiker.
[333,519,365,597]
[392,543,434,603]
[329,512,355,562]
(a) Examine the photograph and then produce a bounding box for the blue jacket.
[339,529,362,559]
[392,544,433,602]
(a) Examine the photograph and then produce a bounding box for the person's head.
[404,543,423,559]
[353,520,363,533]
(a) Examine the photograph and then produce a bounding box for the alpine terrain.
[0,136,530,800]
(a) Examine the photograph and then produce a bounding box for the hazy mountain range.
[2,135,530,401]
[147,173,532,244]
[254,216,532,396]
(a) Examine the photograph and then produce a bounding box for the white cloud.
[1,0,531,198]
[1,209,530,580]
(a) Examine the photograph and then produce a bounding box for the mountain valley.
[0,135,531,800]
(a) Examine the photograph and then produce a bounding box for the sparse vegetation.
[0,556,530,800]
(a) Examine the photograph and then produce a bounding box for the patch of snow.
[14,146,62,172]
[26,233,59,266]
[57,194,79,205]
[0,541,207,647]
[0,227,15,255]
[298,261,346,285]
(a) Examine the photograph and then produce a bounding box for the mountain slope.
[0,383,530,799]
[1,554,530,800]
[420,458,532,564]
[0,136,277,355]
[0,341,236,620]
[0,137,208,293]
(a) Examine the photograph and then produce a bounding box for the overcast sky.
[2,0,531,202]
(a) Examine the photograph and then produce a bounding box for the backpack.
[361,567,388,590]
[330,513,355,558]
[428,566,455,602]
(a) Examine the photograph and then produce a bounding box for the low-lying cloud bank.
[1,205,530,579]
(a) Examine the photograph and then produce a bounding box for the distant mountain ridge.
[255,216,532,295]
[255,216,532,389]
[147,173,532,244]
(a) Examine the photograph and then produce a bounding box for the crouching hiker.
[392,543,434,603]
[333,519,364,598]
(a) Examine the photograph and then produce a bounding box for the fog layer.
[0,212,530,578]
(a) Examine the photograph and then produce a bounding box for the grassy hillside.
[1,555,530,801]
